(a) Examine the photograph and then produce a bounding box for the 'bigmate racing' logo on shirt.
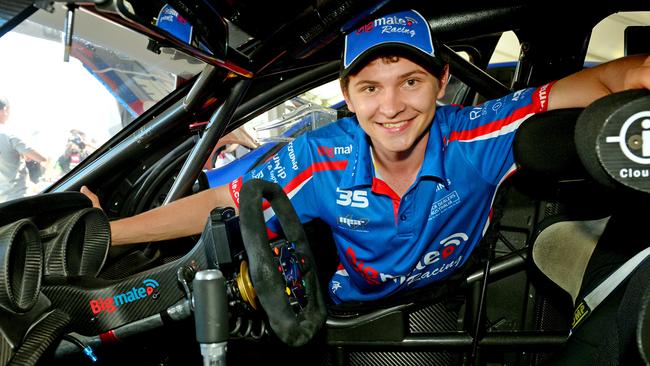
[343,233,469,286]
[89,278,160,315]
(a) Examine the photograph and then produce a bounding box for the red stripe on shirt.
[228,160,348,211]
[260,160,348,210]
[448,83,553,143]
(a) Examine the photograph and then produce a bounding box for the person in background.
[0,96,47,202]
[57,129,94,174]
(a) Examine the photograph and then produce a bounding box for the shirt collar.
[339,118,373,189]
[419,117,446,181]
[338,116,447,189]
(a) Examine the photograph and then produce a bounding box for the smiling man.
[84,9,650,304]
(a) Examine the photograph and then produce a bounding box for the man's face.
[343,57,449,156]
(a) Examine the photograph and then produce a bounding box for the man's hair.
[0,96,8,109]
[339,53,447,93]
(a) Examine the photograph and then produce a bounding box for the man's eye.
[364,86,376,93]
[405,79,418,87]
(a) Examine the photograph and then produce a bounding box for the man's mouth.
[377,118,414,130]
[382,121,407,128]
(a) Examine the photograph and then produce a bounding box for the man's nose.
[378,88,405,118]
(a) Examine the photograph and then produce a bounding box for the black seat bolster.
[513,108,586,180]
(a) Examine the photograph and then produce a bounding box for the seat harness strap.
[571,246,650,334]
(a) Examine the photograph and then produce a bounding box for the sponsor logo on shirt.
[382,232,469,285]
[286,142,299,171]
[511,89,525,101]
[428,190,461,220]
[317,144,353,158]
[469,106,487,120]
[331,281,343,293]
[344,232,469,286]
[435,178,452,192]
[337,215,369,230]
[537,83,549,110]
[344,246,381,285]
[252,170,264,179]
[265,154,287,183]
[230,177,242,204]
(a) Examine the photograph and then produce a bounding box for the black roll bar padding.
[513,108,587,180]
[238,179,327,347]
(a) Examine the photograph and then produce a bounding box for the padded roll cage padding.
[513,108,586,180]
[238,179,327,347]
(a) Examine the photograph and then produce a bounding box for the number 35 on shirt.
[336,188,369,208]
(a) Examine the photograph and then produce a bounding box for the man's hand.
[81,186,102,210]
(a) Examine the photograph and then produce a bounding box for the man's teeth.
[382,121,407,128]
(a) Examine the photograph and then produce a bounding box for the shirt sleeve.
[443,82,554,185]
[228,135,319,235]
[9,134,32,155]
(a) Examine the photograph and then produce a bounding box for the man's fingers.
[80,185,102,209]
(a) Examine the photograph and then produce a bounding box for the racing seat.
[513,107,613,305]
[517,91,650,365]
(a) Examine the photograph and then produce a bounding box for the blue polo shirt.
[229,83,552,304]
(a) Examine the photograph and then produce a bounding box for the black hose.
[62,334,98,364]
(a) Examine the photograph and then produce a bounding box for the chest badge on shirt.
[428,190,461,221]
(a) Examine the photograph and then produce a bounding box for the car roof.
[3,0,647,79]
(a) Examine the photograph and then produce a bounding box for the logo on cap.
[343,10,435,71]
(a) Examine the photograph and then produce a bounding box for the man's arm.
[549,54,650,110]
[82,184,236,245]
[23,149,46,162]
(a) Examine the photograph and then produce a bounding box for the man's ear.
[342,87,356,113]
[436,64,451,100]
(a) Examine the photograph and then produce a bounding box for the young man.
[0,96,47,202]
[83,9,650,304]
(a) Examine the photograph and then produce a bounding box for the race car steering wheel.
[238,179,327,346]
